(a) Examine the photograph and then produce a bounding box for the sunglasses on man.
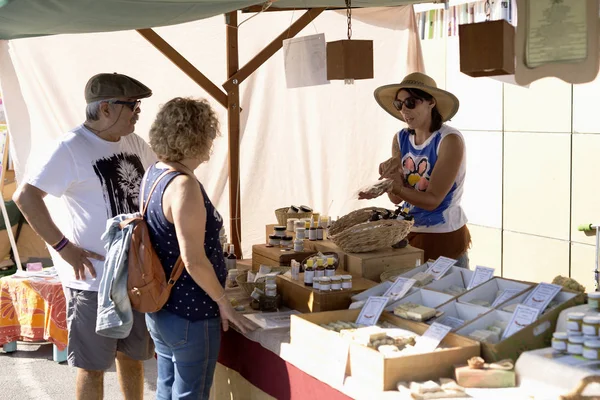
[108,99,141,112]
[392,97,421,111]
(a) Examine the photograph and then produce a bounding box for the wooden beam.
[222,8,326,92]
[136,28,228,108]
[226,11,243,258]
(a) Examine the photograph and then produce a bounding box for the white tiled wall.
[422,36,598,287]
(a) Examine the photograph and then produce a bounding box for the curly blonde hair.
[149,97,220,162]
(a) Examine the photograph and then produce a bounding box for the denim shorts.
[64,288,155,371]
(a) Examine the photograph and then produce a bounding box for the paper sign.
[491,288,523,308]
[383,277,416,302]
[502,304,541,339]
[283,34,329,89]
[356,296,388,326]
[522,283,562,312]
[467,266,495,289]
[435,316,465,330]
[414,322,453,352]
[425,256,457,280]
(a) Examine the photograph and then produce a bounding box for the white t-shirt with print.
[27,125,157,291]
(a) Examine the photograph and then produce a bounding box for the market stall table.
[0,271,67,362]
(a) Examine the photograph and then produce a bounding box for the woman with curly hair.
[142,97,254,399]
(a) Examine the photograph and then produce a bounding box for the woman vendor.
[359,72,470,268]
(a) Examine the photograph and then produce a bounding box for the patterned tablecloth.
[0,273,67,350]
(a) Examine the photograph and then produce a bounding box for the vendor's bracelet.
[214,292,227,303]
[53,236,69,252]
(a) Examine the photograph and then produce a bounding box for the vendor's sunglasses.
[393,97,421,111]
[109,100,141,112]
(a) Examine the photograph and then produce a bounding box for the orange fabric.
[0,275,67,350]
[407,224,471,261]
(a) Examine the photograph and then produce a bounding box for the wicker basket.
[330,219,414,253]
[328,207,389,236]
[301,252,340,271]
[236,267,290,297]
[274,207,313,227]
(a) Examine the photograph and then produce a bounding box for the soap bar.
[455,365,516,388]
[393,303,437,321]
[468,329,500,344]
[444,285,466,296]
[412,272,434,287]
[501,303,518,313]
[469,299,491,307]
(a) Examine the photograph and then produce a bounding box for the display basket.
[236,267,290,297]
[275,207,313,226]
[330,219,414,253]
[328,207,389,236]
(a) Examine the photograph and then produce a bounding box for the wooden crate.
[251,244,315,272]
[276,273,376,313]
[345,246,423,282]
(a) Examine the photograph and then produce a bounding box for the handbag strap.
[139,166,177,217]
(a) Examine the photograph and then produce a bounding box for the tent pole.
[226,11,242,258]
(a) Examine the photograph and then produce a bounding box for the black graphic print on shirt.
[92,153,145,217]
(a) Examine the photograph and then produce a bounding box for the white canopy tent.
[0,6,423,257]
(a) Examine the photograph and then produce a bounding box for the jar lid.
[294,238,303,243]
[588,292,600,299]
[568,312,586,320]
[321,277,331,283]
[265,283,277,289]
[274,226,286,231]
[296,227,306,231]
[583,316,600,324]
[569,332,583,337]
[299,205,313,212]
[341,275,353,279]
[584,340,600,348]
[585,335,600,341]
[570,335,586,344]
[268,234,279,239]
[331,276,342,281]
[553,332,568,339]
[282,236,293,240]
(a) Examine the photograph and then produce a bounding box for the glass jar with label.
[319,277,331,291]
[268,235,280,247]
[582,316,600,336]
[313,277,321,291]
[589,292,600,310]
[296,227,306,240]
[274,226,287,237]
[293,238,304,252]
[331,276,342,291]
[552,332,568,353]
[280,236,293,248]
[341,275,353,290]
[567,313,586,332]
[265,283,277,297]
[568,335,585,355]
[583,340,600,360]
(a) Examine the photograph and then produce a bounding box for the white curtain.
[0,6,423,257]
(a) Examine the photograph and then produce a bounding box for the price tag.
[356,296,388,326]
[383,277,416,302]
[414,322,453,352]
[467,266,495,289]
[491,288,522,308]
[522,283,562,313]
[425,256,457,280]
[502,304,541,339]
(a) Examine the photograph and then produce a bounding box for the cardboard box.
[399,262,463,280]
[326,40,374,81]
[385,289,454,312]
[251,244,315,272]
[276,272,377,313]
[459,20,515,77]
[290,309,480,391]
[425,269,474,296]
[456,290,585,362]
[432,301,492,330]
[456,277,532,308]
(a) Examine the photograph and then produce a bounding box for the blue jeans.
[146,310,221,400]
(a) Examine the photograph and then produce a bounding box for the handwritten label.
[383,277,416,302]
[356,296,388,326]
[414,322,453,352]
[467,266,495,289]
[522,283,562,313]
[502,304,541,339]
[425,256,457,281]
[491,288,522,308]
[436,316,465,330]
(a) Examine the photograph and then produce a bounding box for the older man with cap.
[13,73,157,400]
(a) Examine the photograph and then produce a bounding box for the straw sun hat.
[374,72,459,122]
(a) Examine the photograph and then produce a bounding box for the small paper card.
[356,296,388,326]
[414,322,453,352]
[435,316,465,330]
[491,288,523,308]
[467,266,495,289]
[425,256,457,280]
[522,283,562,312]
[502,304,541,339]
[383,277,416,302]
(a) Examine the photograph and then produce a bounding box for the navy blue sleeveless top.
[142,163,227,322]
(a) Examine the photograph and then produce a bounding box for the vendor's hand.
[59,242,103,280]
[379,157,403,180]
[217,297,256,334]
[358,190,383,200]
